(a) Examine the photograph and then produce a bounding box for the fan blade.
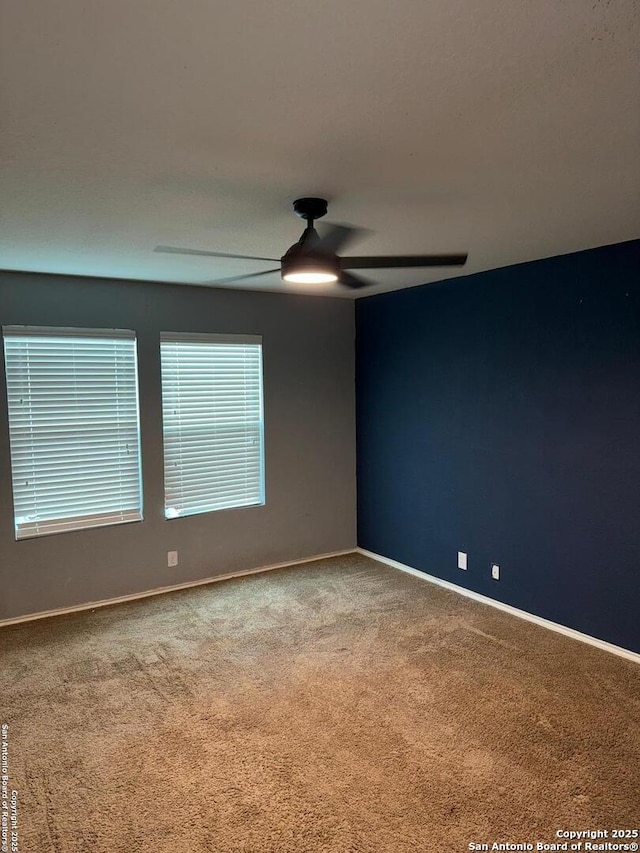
[340,271,372,289]
[316,224,366,255]
[155,245,279,262]
[202,268,281,285]
[342,253,468,269]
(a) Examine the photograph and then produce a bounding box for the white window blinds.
[160,333,264,518]
[2,327,143,539]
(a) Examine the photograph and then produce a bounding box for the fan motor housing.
[280,248,340,281]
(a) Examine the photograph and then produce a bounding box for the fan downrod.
[293,197,328,221]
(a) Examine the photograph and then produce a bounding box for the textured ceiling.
[1,0,639,298]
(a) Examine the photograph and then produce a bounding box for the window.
[160,332,264,518]
[2,327,143,539]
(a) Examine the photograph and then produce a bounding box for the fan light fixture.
[282,270,338,284]
[283,272,338,283]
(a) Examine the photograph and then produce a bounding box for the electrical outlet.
[491,563,500,580]
[167,550,178,568]
[457,551,467,571]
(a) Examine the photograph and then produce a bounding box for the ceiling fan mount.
[155,197,468,289]
[292,197,329,221]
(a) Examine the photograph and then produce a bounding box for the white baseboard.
[6,546,637,666]
[357,547,640,666]
[0,548,357,628]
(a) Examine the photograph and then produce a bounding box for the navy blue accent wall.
[356,240,640,653]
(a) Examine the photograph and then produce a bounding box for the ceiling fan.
[155,197,468,289]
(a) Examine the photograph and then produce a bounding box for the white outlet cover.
[457,551,467,570]
[168,551,178,567]
[491,563,500,580]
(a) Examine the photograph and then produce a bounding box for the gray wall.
[0,272,356,620]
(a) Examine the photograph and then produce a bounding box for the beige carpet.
[1,553,639,852]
